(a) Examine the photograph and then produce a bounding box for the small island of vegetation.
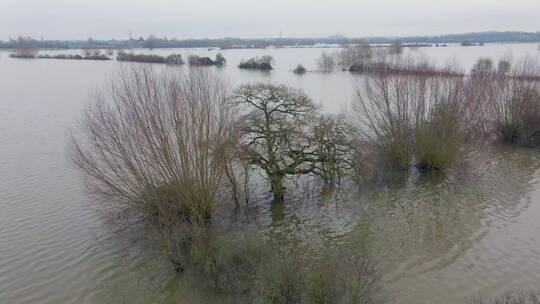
[238,55,274,70]
[117,52,185,64]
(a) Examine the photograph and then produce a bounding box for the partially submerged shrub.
[69,66,239,228]
[9,45,39,58]
[354,57,474,172]
[255,248,307,304]
[37,53,110,60]
[467,291,540,304]
[492,77,540,145]
[169,226,382,303]
[188,55,216,66]
[166,54,184,65]
[474,57,540,146]
[117,52,166,63]
[234,83,318,201]
[308,244,381,304]
[353,73,414,170]
[117,52,184,65]
[235,84,357,201]
[215,53,226,66]
[293,64,307,74]
[238,56,274,70]
[498,58,512,75]
[310,114,359,188]
[174,224,266,292]
[337,43,373,67]
[414,73,471,171]
[471,58,494,78]
[348,54,461,77]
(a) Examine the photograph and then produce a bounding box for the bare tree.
[309,114,359,188]
[234,84,318,201]
[389,40,404,55]
[317,51,335,72]
[69,66,240,224]
[337,43,373,68]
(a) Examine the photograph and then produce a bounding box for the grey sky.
[1,0,539,40]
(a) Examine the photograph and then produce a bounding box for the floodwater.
[1,43,540,304]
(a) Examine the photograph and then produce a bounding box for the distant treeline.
[2,31,540,50]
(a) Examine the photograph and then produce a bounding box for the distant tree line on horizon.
[2,31,540,50]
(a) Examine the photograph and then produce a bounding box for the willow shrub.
[490,59,540,146]
[414,74,472,171]
[353,71,414,170]
[354,56,476,172]
[69,66,241,268]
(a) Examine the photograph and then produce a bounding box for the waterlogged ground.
[1,44,540,303]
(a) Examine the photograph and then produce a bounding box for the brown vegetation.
[9,45,39,58]
[467,291,540,304]
[480,58,540,145]
[238,56,274,70]
[117,52,185,64]
[235,84,357,201]
[188,55,215,66]
[353,57,476,171]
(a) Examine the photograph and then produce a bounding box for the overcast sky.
[1,0,539,40]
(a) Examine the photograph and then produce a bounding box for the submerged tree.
[215,53,226,66]
[235,84,355,201]
[235,84,316,201]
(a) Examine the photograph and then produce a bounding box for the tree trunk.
[223,161,240,205]
[270,175,285,202]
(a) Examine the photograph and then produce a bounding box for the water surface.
[1,43,540,303]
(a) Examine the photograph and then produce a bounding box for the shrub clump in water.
[467,291,540,304]
[188,55,216,66]
[116,52,185,64]
[69,66,240,270]
[174,227,383,304]
[293,64,307,74]
[488,59,540,146]
[353,56,476,172]
[37,54,111,60]
[238,56,274,70]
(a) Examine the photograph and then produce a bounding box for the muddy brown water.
[1,44,540,303]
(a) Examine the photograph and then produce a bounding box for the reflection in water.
[363,147,540,303]
[217,146,540,304]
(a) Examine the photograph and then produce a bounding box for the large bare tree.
[235,83,356,201]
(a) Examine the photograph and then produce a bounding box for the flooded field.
[1,43,540,303]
